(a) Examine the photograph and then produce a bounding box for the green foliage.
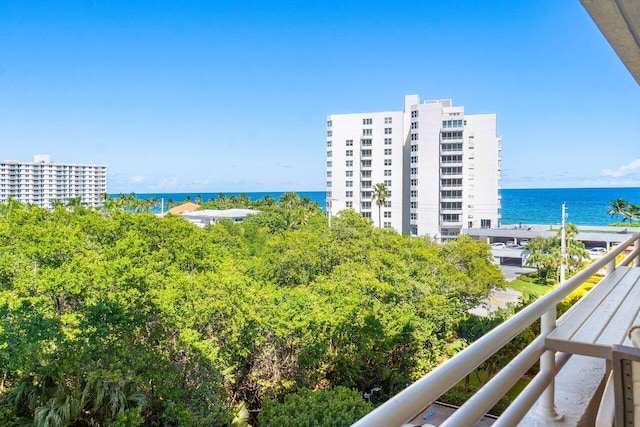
[0,196,506,425]
[258,387,372,427]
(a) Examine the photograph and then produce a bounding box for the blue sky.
[1,1,639,193]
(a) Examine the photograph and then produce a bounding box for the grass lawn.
[508,277,555,296]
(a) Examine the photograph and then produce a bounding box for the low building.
[180,208,259,227]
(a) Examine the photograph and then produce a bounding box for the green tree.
[258,387,372,427]
[608,198,629,223]
[371,183,389,228]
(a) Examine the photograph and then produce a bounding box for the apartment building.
[0,155,108,208]
[326,95,501,241]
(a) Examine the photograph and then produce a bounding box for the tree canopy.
[0,196,505,425]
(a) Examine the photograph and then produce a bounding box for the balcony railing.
[353,232,640,426]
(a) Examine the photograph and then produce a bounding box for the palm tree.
[371,183,390,228]
[608,198,629,223]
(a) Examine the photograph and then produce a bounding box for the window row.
[442,131,463,140]
[441,143,463,152]
[442,119,464,128]
[441,202,462,210]
[441,178,462,187]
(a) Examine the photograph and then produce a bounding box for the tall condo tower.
[326,95,501,241]
[0,155,108,208]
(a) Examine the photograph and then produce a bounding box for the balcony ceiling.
[581,0,640,85]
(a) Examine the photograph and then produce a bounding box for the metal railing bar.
[620,246,640,267]
[493,352,571,427]
[439,335,545,427]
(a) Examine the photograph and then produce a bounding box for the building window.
[327,120,332,127]
[362,191,371,198]
[411,201,418,209]
[346,201,353,208]
[346,191,353,198]
[441,202,462,210]
[327,181,332,188]
[411,110,418,118]
[361,139,372,146]
[481,219,492,229]
[361,181,372,188]
[384,149,392,155]
[384,117,392,124]
[362,160,372,167]
[346,150,353,156]
[410,213,418,220]
[362,212,372,219]
[346,181,353,187]
[384,128,392,135]
[346,170,353,177]
[442,131,463,140]
[384,138,392,145]
[384,169,392,176]
[411,156,418,164]
[346,160,353,167]
[410,179,418,186]
[410,190,417,197]
[362,128,372,136]
[441,190,463,198]
[441,155,463,164]
[327,161,332,167]
[384,211,391,218]
[442,119,463,128]
[327,171,332,177]
[443,214,461,223]
[361,170,371,178]
[384,180,391,187]
[327,151,332,157]
[384,221,392,228]
[411,145,418,152]
[327,141,332,147]
[411,167,418,175]
[441,143,463,152]
[361,149,372,157]
[384,159,392,166]
[441,167,463,175]
[441,178,463,187]
[346,139,353,146]
[384,200,391,208]
[327,130,332,137]
[411,122,418,129]
[363,118,372,125]
[361,201,372,209]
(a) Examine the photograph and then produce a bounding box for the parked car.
[506,243,523,249]
[589,247,606,257]
[520,239,529,246]
[491,242,506,249]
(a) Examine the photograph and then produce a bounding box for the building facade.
[0,155,108,208]
[326,95,501,241]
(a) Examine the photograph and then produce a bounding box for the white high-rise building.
[326,95,501,241]
[0,155,108,208]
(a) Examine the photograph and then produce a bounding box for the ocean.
[125,187,640,227]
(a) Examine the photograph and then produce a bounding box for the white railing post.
[606,257,616,275]
[535,308,564,422]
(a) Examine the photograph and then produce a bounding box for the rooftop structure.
[326,95,501,242]
[180,208,259,228]
[0,155,107,208]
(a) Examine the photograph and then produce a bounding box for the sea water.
[126,187,640,227]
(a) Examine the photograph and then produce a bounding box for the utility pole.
[560,203,567,283]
